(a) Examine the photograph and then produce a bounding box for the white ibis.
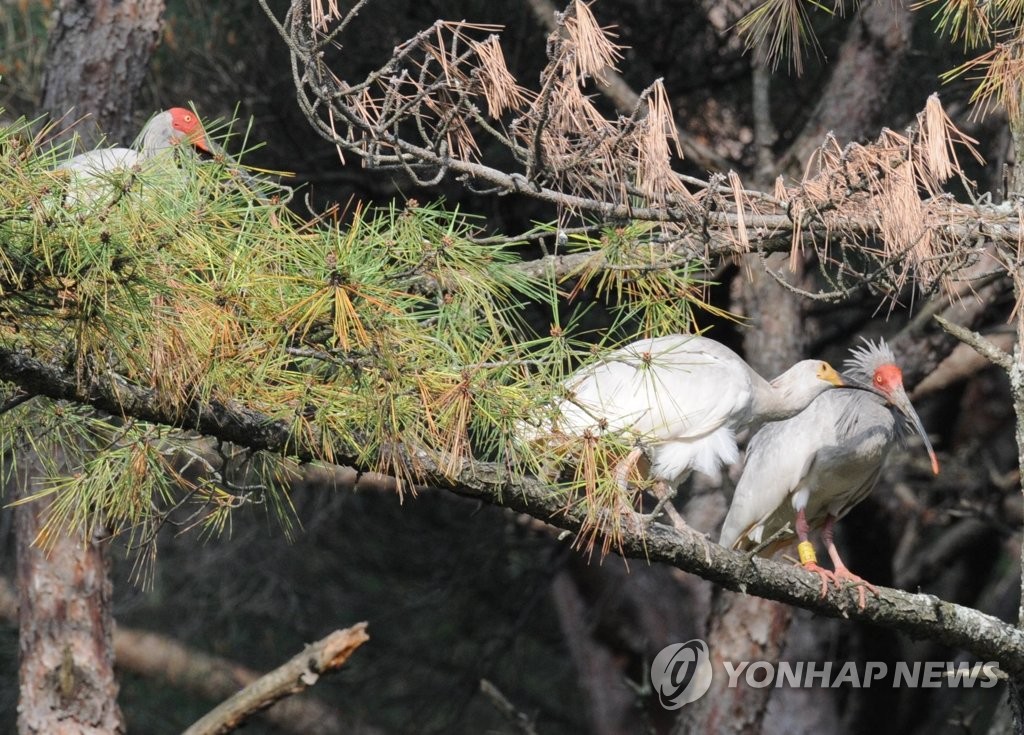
[537,334,849,523]
[718,338,940,608]
[58,107,211,203]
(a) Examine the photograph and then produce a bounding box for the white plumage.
[544,334,847,491]
[57,107,210,205]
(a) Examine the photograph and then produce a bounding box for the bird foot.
[638,490,677,524]
[801,562,877,610]
[634,481,689,533]
[801,562,838,599]
[831,565,879,610]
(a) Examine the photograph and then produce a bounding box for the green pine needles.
[0,111,715,565]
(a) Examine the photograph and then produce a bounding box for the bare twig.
[480,679,539,735]
[935,315,1014,372]
[182,624,370,735]
[257,0,1023,302]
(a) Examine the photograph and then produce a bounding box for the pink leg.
[795,508,837,599]
[614,448,685,529]
[821,515,878,610]
[613,447,644,490]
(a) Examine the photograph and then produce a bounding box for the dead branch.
[181,623,370,735]
[935,315,1014,372]
[257,0,1011,301]
[521,0,730,172]
[0,577,368,735]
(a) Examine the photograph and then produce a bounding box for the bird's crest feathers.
[843,338,897,386]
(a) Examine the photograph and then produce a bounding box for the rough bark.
[987,96,1024,727]
[671,13,816,716]
[40,0,166,148]
[673,250,806,735]
[2,343,1023,667]
[17,1,167,732]
[13,447,123,735]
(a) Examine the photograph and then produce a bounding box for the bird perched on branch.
[57,107,211,204]
[537,334,850,524]
[718,338,940,608]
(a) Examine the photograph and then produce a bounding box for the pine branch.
[2,342,1023,676]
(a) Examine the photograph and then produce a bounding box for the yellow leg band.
[797,541,818,566]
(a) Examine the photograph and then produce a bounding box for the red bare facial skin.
[874,362,940,475]
[168,107,212,152]
[873,363,904,396]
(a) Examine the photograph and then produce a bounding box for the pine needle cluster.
[0,112,712,561]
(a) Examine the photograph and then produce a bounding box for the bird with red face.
[58,108,212,203]
[719,338,939,608]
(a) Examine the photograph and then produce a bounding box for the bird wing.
[718,411,820,549]
[718,390,895,550]
[560,335,754,443]
[59,148,140,175]
[56,148,142,207]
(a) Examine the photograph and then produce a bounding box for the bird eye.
[874,375,883,384]
[184,115,192,122]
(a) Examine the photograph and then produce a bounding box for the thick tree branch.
[2,345,1023,675]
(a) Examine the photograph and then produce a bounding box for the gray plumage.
[719,390,895,549]
[719,338,938,551]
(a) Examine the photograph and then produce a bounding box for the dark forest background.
[0,1,1018,733]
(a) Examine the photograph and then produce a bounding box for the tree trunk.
[674,253,807,735]
[17,1,166,732]
[1002,96,1024,734]
[40,0,166,148]
[14,447,122,735]
[676,3,921,730]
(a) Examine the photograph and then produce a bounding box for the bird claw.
[802,562,878,610]
[636,482,690,533]
[802,562,837,599]
[832,565,879,610]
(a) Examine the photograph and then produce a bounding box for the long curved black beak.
[838,373,940,475]
[887,382,940,475]
[837,373,889,399]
